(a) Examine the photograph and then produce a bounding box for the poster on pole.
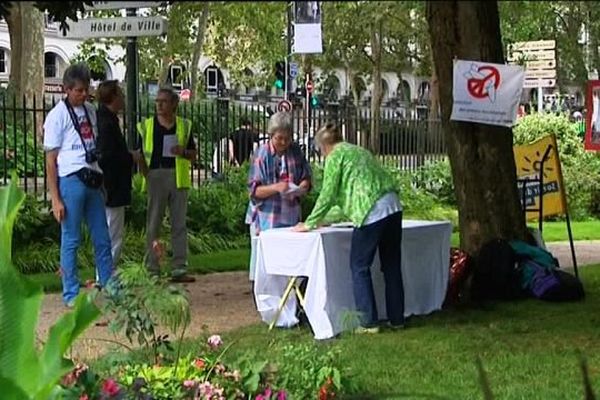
[585,80,600,151]
[513,134,567,220]
[292,1,323,54]
[451,59,525,127]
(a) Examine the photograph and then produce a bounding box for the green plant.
[100,261,191,365]
[0,125,45,177]
[412,158,456,207]
[0,173,100,399]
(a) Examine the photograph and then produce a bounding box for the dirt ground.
[36,241,600,362]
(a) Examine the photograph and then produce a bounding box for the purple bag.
[530,262,560,298]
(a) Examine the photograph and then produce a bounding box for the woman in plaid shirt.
[246,112,312,280]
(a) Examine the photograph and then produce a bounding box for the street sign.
[523,79,555,89]
[83,2,163,11]
[306,81,314,93]
[277,99,292,112]
[525,69,557,79]
[510,40,556,52]
[62,16,168,39]
[289,62,299,79]
[525,60,556,70]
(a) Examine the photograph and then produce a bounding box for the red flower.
[79,395,89,400]
[102,378,120,397]
[193,358,206,369]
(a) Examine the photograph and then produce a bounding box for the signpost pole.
[285,2,293,101]
[538,82,543,114]
[126,8,139,148]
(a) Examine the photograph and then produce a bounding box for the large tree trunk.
[369,19,383,154]
[426,1,528,255]
[6,2,44,102]
[190,3,210,102]
[5,2,44,137]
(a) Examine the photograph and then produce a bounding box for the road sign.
[525,60,556,70]
[63,16,168,39]
[306,81,314,93]
[180,89,191,101]
[83,2,163,11]
[523,79,555,89]
[525,69,557,79]
[510,40,556,52]
[289,62,299,79]
[277,99,292,112]
[508,49,556,62]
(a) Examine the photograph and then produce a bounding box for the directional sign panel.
[525,69,557,79]
[63,16,168,38]
[508,49,556,62]
[525,60,556,70]
[523,79,556,89]
[83,2,163,11]
[510,40,556,52]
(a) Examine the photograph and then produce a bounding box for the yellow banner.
[513,134,567,220]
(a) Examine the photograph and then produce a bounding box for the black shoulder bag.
[64,99,104,189]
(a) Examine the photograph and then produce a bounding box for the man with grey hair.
[43,63,114,307]
[137,87,197,282]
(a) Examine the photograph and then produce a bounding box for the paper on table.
[162,135,179,158]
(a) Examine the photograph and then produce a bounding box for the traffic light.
[274,61,285,89]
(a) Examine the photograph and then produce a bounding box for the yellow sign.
[513,134,567,220]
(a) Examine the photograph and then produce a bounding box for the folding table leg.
[268,277,298,330]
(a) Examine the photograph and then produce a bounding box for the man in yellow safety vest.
[137,87,197,282]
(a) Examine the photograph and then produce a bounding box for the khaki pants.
[146,168,189,276]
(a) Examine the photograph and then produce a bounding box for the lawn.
[111,264,598,400]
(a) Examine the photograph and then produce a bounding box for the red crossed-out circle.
[467,66,501,99]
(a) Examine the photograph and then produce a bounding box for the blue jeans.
[59,174,113,304]
[350,211,405,327]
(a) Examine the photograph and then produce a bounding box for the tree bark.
[426,1,528,255]
[190,3,210,102]
[369,19,383,154]
[350,74,364,147]
[5,2,44,137]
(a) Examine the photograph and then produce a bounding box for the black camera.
[85,149,100,164]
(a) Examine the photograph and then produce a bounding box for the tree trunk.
[350,74,364,147]
[190,3,210,102]
[6,3,44,101]
[6,2,44,137]
[369,19,383,154]
[426,1,528,255]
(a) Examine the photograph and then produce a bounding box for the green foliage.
[513,114,600,220]
[412,159,456,206]
[101,262,191,364]
[0,172,100,399]
[272,342,349,399]
[0,124,45,177]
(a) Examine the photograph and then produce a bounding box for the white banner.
[451,59,525,127]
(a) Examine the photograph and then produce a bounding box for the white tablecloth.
[252,220,453,340]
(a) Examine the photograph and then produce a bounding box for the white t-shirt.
[363,191,403,226]
[43,100,102,177]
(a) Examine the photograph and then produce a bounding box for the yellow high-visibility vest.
[137,117,192,189]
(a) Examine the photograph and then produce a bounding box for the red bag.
[444,248,473,307]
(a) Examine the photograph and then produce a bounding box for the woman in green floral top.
[293,123,405,333]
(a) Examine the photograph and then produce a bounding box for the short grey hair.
[268,112,293,137]
[63,63,91,89]
[157,86,179,104]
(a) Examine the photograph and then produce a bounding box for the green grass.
[92,264,600,399]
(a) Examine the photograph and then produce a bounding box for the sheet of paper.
[285,182,304,196]
[162,135,179,158]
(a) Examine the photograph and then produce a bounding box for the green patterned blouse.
[305,142,399,230]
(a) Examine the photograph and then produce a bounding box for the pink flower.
[277,390,287,400]
[207,334,223,350]
[183,379,197,389]
[79,395,89,400]
[193,358,206,369]
[102,378,120,397]
[199,382,213,398]
[264,387,272,397]
[256,396,265,400]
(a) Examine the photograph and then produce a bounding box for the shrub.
[513,114,600,220]
[0,125,45,178]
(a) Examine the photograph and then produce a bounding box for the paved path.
[35,241,600,362]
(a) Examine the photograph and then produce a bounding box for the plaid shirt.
[245,141,312,233]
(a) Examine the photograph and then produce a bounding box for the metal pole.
[286,1,293,101]
[537,83,543,114]
[126,8,139,148]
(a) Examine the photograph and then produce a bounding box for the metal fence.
[0,94,446,199]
